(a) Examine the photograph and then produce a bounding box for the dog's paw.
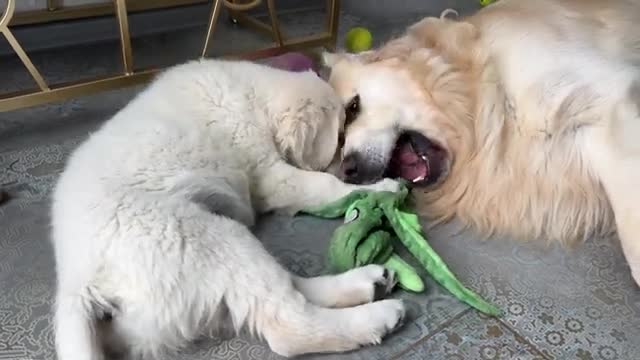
[299,265,398,309]
[367,178,402,193]
[321,265,397,308]
[264,298,406,357]
[372,267,398,300]
[344,265,397,304]
[353,299,406,346]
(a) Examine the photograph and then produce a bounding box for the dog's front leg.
[602,159,640,286]
[587,93,640,286]
[600,161,640,286]
[254,161,400,214]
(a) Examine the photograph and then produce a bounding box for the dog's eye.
[345,95,360,126]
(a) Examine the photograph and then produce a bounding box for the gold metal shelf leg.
[202,0,224,57]
[1,30,50,91]
[266,0,284,46]
[114,0,134,75]
[326,0,340,50]
[47,0,61,11]
[0,0,341,111]
[1,0,49,91]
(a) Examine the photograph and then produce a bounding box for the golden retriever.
[323,0,640,286]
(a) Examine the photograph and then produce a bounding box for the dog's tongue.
[389,142,429,182]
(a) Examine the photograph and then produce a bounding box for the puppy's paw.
[367,178,402,193]
[371,267,398,301]
[352,299,406,346]
[332,265,397,307]
[352,265,397,302]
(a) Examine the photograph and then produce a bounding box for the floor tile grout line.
[389,308,472,360]
[495,317,552,360]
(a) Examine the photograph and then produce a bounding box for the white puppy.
[51,59,405,360]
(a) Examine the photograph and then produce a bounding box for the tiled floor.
[1,2,639,359]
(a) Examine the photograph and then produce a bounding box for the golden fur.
[324,0,640,284]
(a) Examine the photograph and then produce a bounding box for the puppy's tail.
[55,286,115,360]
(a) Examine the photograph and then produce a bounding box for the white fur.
[51,59,405,360]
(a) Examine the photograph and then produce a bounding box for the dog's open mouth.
[385,131,449,186]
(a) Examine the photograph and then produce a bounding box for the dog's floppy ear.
[408,17,479,66]
[273,101,322,170]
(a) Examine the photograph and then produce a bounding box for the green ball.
[345,27,373,53]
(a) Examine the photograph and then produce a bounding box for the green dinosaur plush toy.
[302,186,501,317]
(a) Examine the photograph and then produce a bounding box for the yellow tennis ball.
[345,27,373,53]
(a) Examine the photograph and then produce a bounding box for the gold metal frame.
[0,0,340,112]
[13,0,210,26]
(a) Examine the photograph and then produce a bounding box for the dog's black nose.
[341,152,386,184]
[341,153,361,183]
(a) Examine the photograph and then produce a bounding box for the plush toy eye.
[345,94,360,126]
[344,208,359,223]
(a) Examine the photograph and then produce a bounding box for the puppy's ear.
[273,102,320,170]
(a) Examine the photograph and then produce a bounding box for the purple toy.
[265,52,317,73]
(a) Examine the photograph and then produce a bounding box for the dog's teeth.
[412,176,425,183]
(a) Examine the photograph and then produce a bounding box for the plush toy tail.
[384,255,425,292]
[390,209,502,316]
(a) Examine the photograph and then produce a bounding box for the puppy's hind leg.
[218,220,405,357]
[292,265,398,308]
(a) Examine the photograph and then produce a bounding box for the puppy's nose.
[341,153,360,183]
